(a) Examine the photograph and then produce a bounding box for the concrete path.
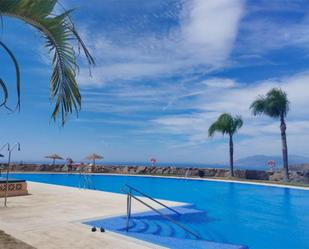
[0,182,182,249]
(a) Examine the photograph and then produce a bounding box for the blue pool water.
[10,173,309,249]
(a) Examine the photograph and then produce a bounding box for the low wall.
[0,181,28,198]
[2,163,309,185]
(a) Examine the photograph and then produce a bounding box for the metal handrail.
[121,186,200,239]
[78,170,95,190]
[124,184,181,216]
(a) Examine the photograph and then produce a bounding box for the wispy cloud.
[236,1,309,55]
[202,78,237,88]
[180,0,244,64]
[76,0,245,86]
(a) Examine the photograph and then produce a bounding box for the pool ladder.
[121,184,200,239]
[78,168,95,190]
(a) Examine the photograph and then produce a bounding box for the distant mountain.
[235,154,309,170]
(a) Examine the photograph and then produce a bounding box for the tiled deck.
[0,182,181,249]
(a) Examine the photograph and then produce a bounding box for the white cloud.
[180,0,244,64]
[78,61,184,87]
[77,0,245,86]
[237,5,309,54]
[202,78,237,88]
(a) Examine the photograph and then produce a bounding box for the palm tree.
[208,113,243,177]
[250,88,290,180]
[0,0,95,125]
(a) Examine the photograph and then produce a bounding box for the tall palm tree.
[208,113,243,177]
[0,0,95,125]
[250,88,290,180]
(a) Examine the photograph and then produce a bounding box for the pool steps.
[122,184,200,239]
[84,206,248,249]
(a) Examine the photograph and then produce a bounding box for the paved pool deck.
[0,181,183,249]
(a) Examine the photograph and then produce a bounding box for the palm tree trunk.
[229,134,234,177]
[280,116,289,180]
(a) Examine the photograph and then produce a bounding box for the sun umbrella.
[85,153,103,166]
[150,158,157,166]
[45,154,63,165]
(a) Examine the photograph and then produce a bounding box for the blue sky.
[0,0,309,164]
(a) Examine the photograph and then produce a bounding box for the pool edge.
[10,171,309,190]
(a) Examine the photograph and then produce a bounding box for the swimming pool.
[10,173,309,249]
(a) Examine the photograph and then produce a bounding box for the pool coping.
[10,171,309,190]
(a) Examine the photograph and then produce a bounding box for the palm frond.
[0,40,21,110]
[0,0,95,125]
[250,97,265,116]
[0,78,13,112]
[250,88,289,119]
[231,115,243,134]
[267,88,289,117]
[55,0,95,67]
[0,79,8,107]
[208,113,243,137]
[208,122,220,137]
